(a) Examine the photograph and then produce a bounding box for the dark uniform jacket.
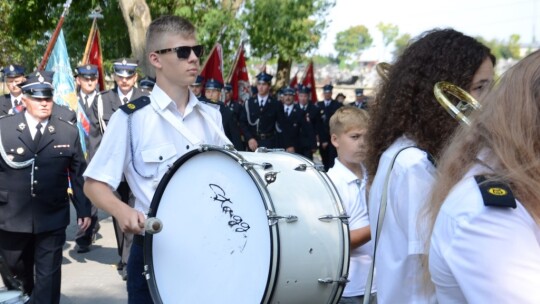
[0,112,91,233]
[299,103,322,149]
[239,96,285,149]
[278,104,315,153]
[317,99,342,143]
[0,94,15,116]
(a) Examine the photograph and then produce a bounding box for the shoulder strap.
[474,175,516,208]
[363,145,416,303]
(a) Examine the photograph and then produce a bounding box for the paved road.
[60,208,127,304]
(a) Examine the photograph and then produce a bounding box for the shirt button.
[159,156,163,161]
[34,166,39,170]
[186,145,190,149]
[31,193,36,197]
[34,180,38,184]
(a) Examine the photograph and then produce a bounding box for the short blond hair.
[329,106,369,136]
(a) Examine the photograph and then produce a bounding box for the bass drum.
[144,146,349,304]
[0,290,25,304]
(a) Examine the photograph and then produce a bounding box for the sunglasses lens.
[175,45,204,59]
[176,47,192,59]
[192,45,204,58]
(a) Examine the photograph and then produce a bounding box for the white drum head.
[146,150,272,303]
[0,290,23,304]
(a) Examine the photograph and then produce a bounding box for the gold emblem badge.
[16,147,24,154]
[86,65,91,70]
[122,59,127,65]
[488,187,507,196]
[127,104,136,110]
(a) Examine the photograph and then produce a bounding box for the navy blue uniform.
[239,96,285,149]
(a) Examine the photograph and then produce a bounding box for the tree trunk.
[275,57,292,90]
[118,0,152,76]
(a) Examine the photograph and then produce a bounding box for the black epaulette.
[474,175,517,208]
[120,96,151,114]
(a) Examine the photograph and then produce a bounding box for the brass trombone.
[375,62,391,82]
[434,81,481,126]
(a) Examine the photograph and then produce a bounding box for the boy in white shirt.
[327,106,376,303]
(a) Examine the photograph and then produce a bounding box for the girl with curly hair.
[426,50,540,303]
[364,28,495,303]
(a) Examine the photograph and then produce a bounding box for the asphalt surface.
[60,208,127,303]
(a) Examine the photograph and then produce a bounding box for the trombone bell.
[434,81,481,126]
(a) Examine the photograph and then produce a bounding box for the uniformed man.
[350,88,368,109]
[224,83,245,149]
[203,79,243,150]
[336,92,346,104]
[317,84,342,171]
[0,71,91,303]
[189,75,204,99]
[297,85,320,160]
[239,72,285,151]
[278,87,314,154]
[0,64,26,115]
[73,64,101,253]
[139,76,156,93]
[91,58,147,277]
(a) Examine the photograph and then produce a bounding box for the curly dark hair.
[366,28,495,181]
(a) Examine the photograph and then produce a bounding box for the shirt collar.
[24,111,48,128]
[333,158,367,185]
[117,88,133,102]
[151,84,200,113]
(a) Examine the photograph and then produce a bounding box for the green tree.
[476,34,522,61]
[242,0,334,88]
[392,33,411,59]
[334,25,373,64]
[376,22,398,47]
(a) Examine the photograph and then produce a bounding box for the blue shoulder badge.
[120,96,151,114]
[474,175,516,208]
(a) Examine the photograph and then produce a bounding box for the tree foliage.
[242,0,334,88]
[476,34,522,60]
[334,25,373,64]
[392,33,411,59]
[376,22,398,47]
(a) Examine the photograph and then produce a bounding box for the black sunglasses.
[154,45,204,59]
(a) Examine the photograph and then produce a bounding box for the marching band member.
[364,28,495,303]
[427,50,540,303]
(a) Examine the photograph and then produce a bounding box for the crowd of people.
[0,13,539,304]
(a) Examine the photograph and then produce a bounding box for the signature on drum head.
[209,184,250,233]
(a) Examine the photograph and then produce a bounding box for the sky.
[318,0,539,60]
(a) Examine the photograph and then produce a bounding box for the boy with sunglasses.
[83,15,231,303]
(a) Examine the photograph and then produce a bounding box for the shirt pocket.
[137,143,177,179]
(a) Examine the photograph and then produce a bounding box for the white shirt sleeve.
[439,203,540,303]
[83,109,129,189]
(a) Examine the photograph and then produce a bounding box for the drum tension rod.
[242,162,273,170]
[318,276,349,285]
[294,164,325,171]
[267,210,298,225]
[318,213,349,224]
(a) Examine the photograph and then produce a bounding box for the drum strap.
[363,146,415,304]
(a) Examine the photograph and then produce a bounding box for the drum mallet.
[144,217,163,234]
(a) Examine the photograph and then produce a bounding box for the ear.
[21,95,29,107]
[330,133,339,149]
[148,52,162,70]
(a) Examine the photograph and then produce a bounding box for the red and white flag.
[200,43,224,93]
[227,42,251,103]
[290,72,298,101]
[301,61,318,103]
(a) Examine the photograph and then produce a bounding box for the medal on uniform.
[48,125,55,133]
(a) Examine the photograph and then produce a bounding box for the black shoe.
[116,261,125,270]
[77,245,90,253]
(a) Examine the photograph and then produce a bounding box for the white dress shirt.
[430,162,540,303]
[368,136,436,303]
[328,159,375,297]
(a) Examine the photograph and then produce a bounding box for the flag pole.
[38,0,73,70]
